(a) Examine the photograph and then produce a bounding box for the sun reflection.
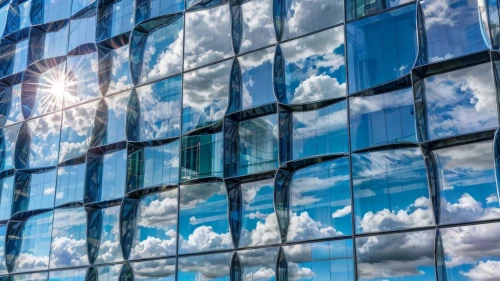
[50,79,66,97]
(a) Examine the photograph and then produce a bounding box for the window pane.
[65,52,101,107]
[91,206,124,264]
[31,0,72,25]
[55,163,86,206]
[180,132,223,181]
[14,169,57,212]
[131,259,176,281]
[239,0,276,53]
[178,252,231,280]
[23,112,62,169]
[98,44,132,95]
[0,84,23,126]
[135,0,184,23]
[0,175,14,220]
[97,0,135,41]
[1,124,21,172]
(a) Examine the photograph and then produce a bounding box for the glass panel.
[4,1,31,36]
[356,230,436,281]
[347,4,417,94]
[418,0,488,65]
[346,0,411,20]
[135,0,184,23]
[99,44,132,95]
[238,47,275,111]
[129,189,178,260]
[237,247,278,281]
[94,205,124,264]
[281,0,344,40]
[423,62,498,140]
[9,273,48,281]
[178,182,232,254]
[239,0,275,53]
[292,101,348,160]
[350,87,416,151]
[352,148,434,233]
[48,268,87,281]
[0,2,9,37]
[49,208,88,269]
[25,112,62,169]
[281,239,354,280]
[0,175,14,220]
[182,60,231,133]
[0,39,29,78]
[55,163,86,206]
[59,101,99,163]
[281,26,346,104]
[131,259,176,281]
[31,0,72,25]
[0,84,23,126]
[65,52,101,107]
[95,264,122,281]
[17,169,57,211]
[30,24,69,62]
[135,76,182,141]
[0,224,7,275]
[100,149,127,201]
[177,252,231,280]
[72,0,96,15]
[240,179,280,247]
[288,157,351,242]
[180,132,224,181]
[184,4,233,70]
[14,211,53,273]
[97,0,135,41]
[1,124,21,172]
[434,141,500,225]
[68,13,96,52]
[238,114,278,176]
[137,16,183,85]
[440,222,500,281]
[103,92,129,145]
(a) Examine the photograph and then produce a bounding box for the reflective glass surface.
[90,149,127,202]
[0,84,23,126]
[68,13,96,53]
[177,252,231,280]
[0,3,9,37]
[14,169,56,212]
[29,23,69,63]
[346,0,411,20]
[95,92,129,146]
[65,52,101,106]
[55,163,86,206]
[0,175,13,220]
[91,205,124,264]
[97,0,135,41]
[1,124,20,171]
[31,0,71,25]
[180,132,223,181]
[135,0,184,23]
[235,247,278,280]
[72,0,96,15]
[131,259,176,280]
[98,44,132,95]
[0,39,29,78]
[0,224,6,275]
[239,0,275,54]
[4,1,31,36]
[48,268,86,281]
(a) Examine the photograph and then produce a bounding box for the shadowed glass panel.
[181,132,223,181]
[346,0,411,20]
[55,163,86,206]
[72,0,96,15]
[16,169,57,212]
[135,0,184,23]
[31,0,72,25]
[100,149,127,201]
[65,52,101,107]
[29,24,68,63]
[4,1,31,36]
[177,252,231,280]
[97,0,135,41]
[102,92,129,145]
[0,39,29,79]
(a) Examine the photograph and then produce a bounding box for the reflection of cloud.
[287,212,342,241]
[178,252,231,279]
[460,260,500,281]
[130,230,177,259]
[441,193,500,224]
[16,253,50,271]
[179,226,233,253]
[240,0,275,53]
[241,213,281,246]
[132,259,176,279]
[180,182,225,208]
[332,206,351,218]
[291,75,345,104]
[138,193,178,227]
[50,236,87,267]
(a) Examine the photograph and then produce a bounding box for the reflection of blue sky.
[34,0,71,25]
[100,149,127,201]
[65,52,101,107]
[136,76,181,140]
[0,39,29,78]
[94,206,123,264]
[50,208,88,269]
[238,247,278,281]
[131,259,176,281]
[55,164,85,206]
[24,169,57,211]
[424,63,498,140]
[26,62,65,118]
[104,44,132,95]
[177,252,231,281]
[1,123,21,171]
[96,264,121,281]
[0,3,9,37]
[11,273,49,281]
[347,4,417,94]
[178,182,232,254]
[238,114,278,176]
[350,88,416,151]
[180,132,223,181]
[68,14,96,52]
[283,240,354,281]
[5,1,31,35]
[357,230,436,281]
[139,16,183,84]
[239,0,276,53]
[293,101,348,160]
[103,92,128,144]
[238,47,275,111]
[0,175,13,220]
[38,25,69,61]
[26,112,61,168]
[48,268,86,281]
[71,0,96,15]
[182,60,231,133]
[130,190,178,260]
[288,158,351,242]
[419,0,487,64]
[352,148,434,233]
[0,225,6,274]
[133,141,179,189]
[136,0,184,23]
[281,26,346,104]
[104,0,135,39]
[2,84,23,126]
[347,0,411,20]
[434,141,500,225]
[240,179,280,247]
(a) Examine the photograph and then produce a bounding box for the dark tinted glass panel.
[352,148,433,233]
[24,112,62,169]
[68,14,96,53]
[93,205,124,264]
[239,0,275,54]
[177,252,231,280]
[0,39,28,78]
[350,87,416,151]
[346,0,411,20]
[0,84,23,126]
[135,0,184,23]
[48,269,87,281]
[1,124,20,171]
[4,1,31,36]
[0,175,14,220]
[131,259,176,281]
[181,132,223,181]
[31,0,71,25]
[347,4,417,94]
[55,163,85,206]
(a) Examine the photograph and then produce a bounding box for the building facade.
[0,0,498,280]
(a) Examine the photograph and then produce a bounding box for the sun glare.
[50,79,66,97]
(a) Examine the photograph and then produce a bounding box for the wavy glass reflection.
[422,62,498,140]
[279,27,346,104]
[1,124,20,171]
[131,259,176,281]
[97,0,135,41]
[98,44,132,95]
[4,0,31,36]
[178,182,231,254]
[91,92,129,147]
[88,205,124,264]
[183,60,231,133]
[13,169,56,213]
[55,163,86,206]
[347,4,417,94]
[0,2,9,38]
[0,174,13,220]
[28,23,69,64]
[30,0,72,25]
[135,0,184,23]
[65,52,101,107]
[0,84,23,126]
[287,158,351,242]
[49,207,88,269]
[293,101,348,160]
[177,252,231,280]
[86,149,127,203]
[356,230,436,281]
[0,39,29,79]
[236,247,278,281]
[184,4,233,70]
[350,87,416,151]
[352,148,433,233]
[68,12,96,53]
[346,0,411,20]
[181,132,223,181]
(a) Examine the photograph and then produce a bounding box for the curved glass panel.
[356,230,436,281]
[31,0,72,25]
[0,84,23,126]
[423,62,498,140]
[87,149,127,203]
[237,247,278,281]
[68,13,96,53]
[418,0,488,65]
[65,52,101,107]
[292,101,348,160]
[180,132,223,181]
[72,0,96,15]
[178,182,232,254]
[14,169,57,212]
[434,141,500,225]
[347,4,417,94]
[49,207,88,269]
[288,157,351,242]
[92,205,124,264]
[280,26,346,104]
[280,240,354,280]
[1,124,21,171]
[0,2,9,38]
[136,15,183,85]
[55,163,86,206]
[0,39,29,79]
[135,0,184,23]
[131,259,176,281]
[13,211,53,273]
[129,189,178,260]
[134,76,181,141]
[281,0,343,41]
[97,0,135,41]
[0,224,7,275]
[350,87,416,151]
[0,174,14,220]
[240,179,280,247]
[28,23,69,63]
[59,101,98,163]
[439,222,500,281]
[48,268,87,281]
[177,252,231,280]
[24,112,62,169]
[352,148,433,233]
[182,60,231,133]
[4,1,31,36]
[239,0,275,54]
[98,44,132,95]
[184,4,233,70]
[346,0,411,20]
[94,264,122,281]
[127,141,180,191]
[96,92,129,146]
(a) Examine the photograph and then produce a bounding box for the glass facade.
[0,0,499,280]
